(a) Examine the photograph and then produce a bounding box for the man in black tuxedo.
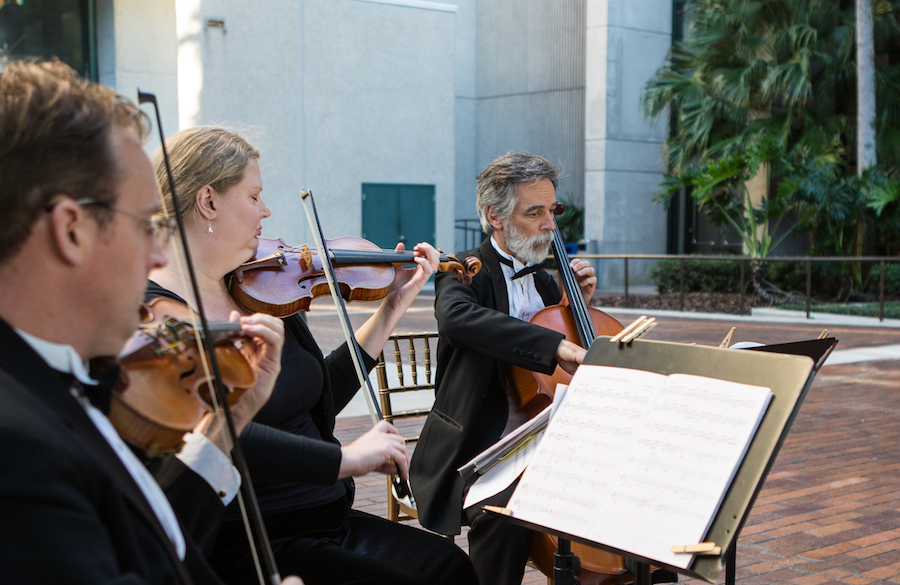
[410,152,596,585]
[0,61,297,585]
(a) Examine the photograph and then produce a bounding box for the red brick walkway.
[326,304,900,584]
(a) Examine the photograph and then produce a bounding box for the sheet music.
[463,428,544,509]
[506,365,772,569]
[459,384,570,508]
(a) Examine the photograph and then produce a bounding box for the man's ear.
[486,205,505,232]
[46,198,93,266]
[196,185,218,221]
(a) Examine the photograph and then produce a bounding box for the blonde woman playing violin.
[147,126,476,585]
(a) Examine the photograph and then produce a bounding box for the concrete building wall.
[97,0,675,277]
[453,0,479,251]
[96,0,179,155]
[585,0,671,287]
[460,0,585,252]
[169,0,458,250]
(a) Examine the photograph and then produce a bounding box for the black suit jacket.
[409,239,565,535]
[0,319,223,584]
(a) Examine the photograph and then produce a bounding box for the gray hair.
[476,152,560,235]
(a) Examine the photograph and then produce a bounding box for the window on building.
[0,0,96,80]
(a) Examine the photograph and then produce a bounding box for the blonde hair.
[154,126,260,218]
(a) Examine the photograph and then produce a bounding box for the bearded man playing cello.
[410,152,596,585]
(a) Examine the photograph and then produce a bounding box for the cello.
[506,216,631,583]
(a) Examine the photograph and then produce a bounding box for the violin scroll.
[439,252,482,286]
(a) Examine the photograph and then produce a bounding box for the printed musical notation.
[505,365,773,570]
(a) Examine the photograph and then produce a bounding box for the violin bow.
[137,91,282,585]
[299,189,415,505]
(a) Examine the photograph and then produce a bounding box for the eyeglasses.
[73,198,177,247]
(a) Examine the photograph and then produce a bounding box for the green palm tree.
[643,0,859,174]
[643,0,900,298]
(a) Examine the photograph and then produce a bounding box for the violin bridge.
[300,244,312,270]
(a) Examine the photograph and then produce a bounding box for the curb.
[593,305,900,328]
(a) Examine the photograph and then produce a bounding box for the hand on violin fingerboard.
[570,258,597,304]
[229,311,285,434]
[194,311,285,453]
[383,242,440,312]
[356,242,440,358]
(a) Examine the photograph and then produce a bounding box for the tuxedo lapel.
[65,400,194,583]
[478,240,511,316]
[534,268,562,307]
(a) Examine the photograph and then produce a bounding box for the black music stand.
[486,336,833,584]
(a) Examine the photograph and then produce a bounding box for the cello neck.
[550,228,596,347]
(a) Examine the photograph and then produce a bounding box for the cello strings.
[552,228,595,345]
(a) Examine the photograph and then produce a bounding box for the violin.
[505,219,630,581]
[109,297,256,457]
[229,236,481,317]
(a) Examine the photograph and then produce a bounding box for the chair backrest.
[375,332,440,523]
[375,331,439,444]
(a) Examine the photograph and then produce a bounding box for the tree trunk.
[856,0,875,297]
[745,161,769,255]
[750,260,773,304]
[857,0,877,172]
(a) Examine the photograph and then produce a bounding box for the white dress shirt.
[490,237,546,323]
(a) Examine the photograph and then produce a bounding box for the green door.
[361,184,436,250]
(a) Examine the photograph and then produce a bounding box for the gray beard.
[505,221,553,265]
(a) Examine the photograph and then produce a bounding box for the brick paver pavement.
[322,297,900,584]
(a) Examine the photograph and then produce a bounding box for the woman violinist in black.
[146,126,476,585]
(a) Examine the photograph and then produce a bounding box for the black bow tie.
[496,255,541,281]
[86,358,122,414]
[57,359,121,413]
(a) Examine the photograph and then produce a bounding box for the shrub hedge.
[650,259,743,294]
[651,257,900,298]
